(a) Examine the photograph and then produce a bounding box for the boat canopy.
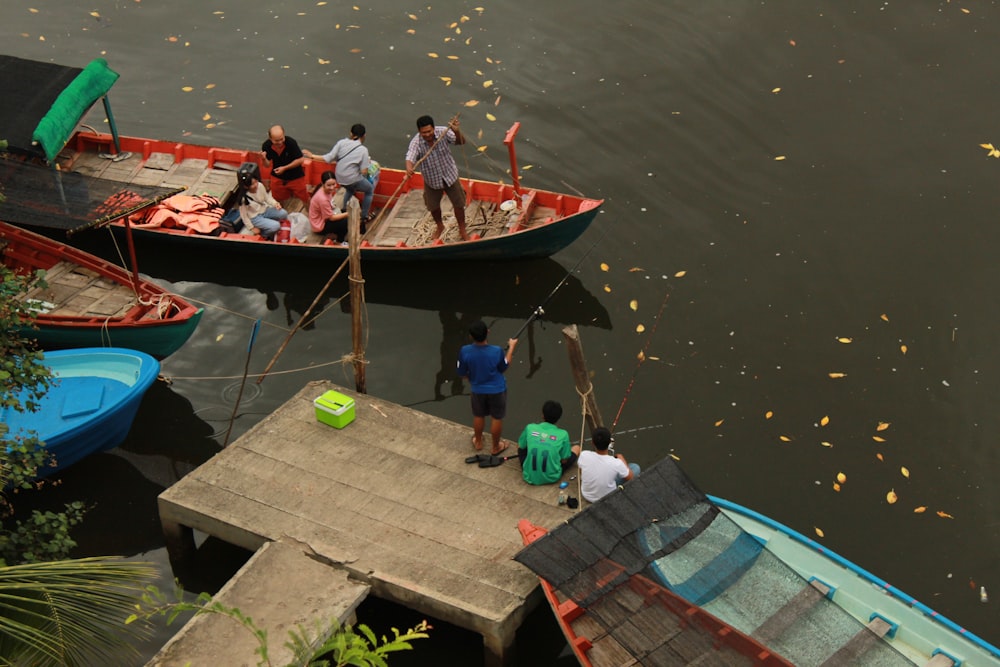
[515,457,913,665]
[0,55,179,234]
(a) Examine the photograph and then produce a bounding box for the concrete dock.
[155,380,573,666]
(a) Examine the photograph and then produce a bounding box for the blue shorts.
[471,391,507,419]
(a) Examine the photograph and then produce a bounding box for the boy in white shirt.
[578,427,640,503]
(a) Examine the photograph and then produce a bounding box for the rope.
[611,288,672,431]
[574,382,595,513]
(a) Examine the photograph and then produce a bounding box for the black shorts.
[471,390,507,419]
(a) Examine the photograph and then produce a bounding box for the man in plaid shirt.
[405,115,469,241]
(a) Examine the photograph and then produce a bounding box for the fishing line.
[610,287,672,432]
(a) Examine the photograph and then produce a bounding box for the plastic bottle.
[557,491,567,505]
[276,218,291,243]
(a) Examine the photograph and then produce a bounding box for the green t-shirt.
[518,421,571,485]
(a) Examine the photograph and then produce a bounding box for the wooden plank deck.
[19,260,138,318]
[157,380,575,666]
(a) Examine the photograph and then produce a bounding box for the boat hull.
[2,348,160,476]
[0,220,203,359]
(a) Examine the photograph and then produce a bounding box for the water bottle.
[276,218,291,243]
[557,481,568,505]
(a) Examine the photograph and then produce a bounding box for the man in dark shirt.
[260,125,310,205]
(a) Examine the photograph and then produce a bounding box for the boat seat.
[923,653,957,667]
[818,616,892,666]
[752,579,831,645]
[61,385,105,419]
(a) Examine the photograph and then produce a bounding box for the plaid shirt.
[406,126,458,189]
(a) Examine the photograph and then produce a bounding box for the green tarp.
[31,58,119,162]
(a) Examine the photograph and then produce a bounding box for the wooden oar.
[256,115,461,385]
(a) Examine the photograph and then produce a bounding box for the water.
[4,0,1000,663]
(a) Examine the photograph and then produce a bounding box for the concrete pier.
[157,380,573,666]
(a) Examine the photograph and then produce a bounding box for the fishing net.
[515,457,914,666]
[0,158,180,235]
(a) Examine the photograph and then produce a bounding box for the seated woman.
[221,168,287,240]
[308,170,354,243]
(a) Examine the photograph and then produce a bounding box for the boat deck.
[157,380,574,666]
[16,260,137,319]
[60,139,559,246]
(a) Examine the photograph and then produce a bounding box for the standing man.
[457,320,517,456]
[261,125,310,205]
[405,114,469,241]
[304,123,376,223]
[517,400,580,486]
[578,427,640,503]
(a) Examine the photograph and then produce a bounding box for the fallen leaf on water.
[629,299,638,311]
[603,284,611,293]
[674,270,686,277]
[771,87,781,93]
[774,155,787,161]
[779,435,792,442]
[485,113,496,121]
[476,145,488,152]
[181,86,193,92]
[670,453,681,461]
[447,55,459,60]
[876,452,884,461]
[463,100,479,107]
[962,7,971,13]
[715,419,724,427]
[483,79,493,87]
[765,411,774,419]
[833,482,841,491]
[814,527,825,538]
[828,372,847,378]
[936,510,954,519]
[887,489,898,504]
[820,415,830,426]
[629,267,645,272]
[202,113,211,121]
[821,441,833,447]
[876,421,890,431]
[914,506,926,513]
[427,52,439,58]
[637,349,645,361]
[90,11,101,18]
[215,334,224,342]
[981,143,996,150]
[880,313,889,322]
[408,13,418,19]
[873,436,886,442]
[439,76,452,85]
[837,337,852,343]
[900,345,908,354]
[789,39,797,46]
[349,48,362,53]
[205,83,216,90]
[836,472,847,484]
[600,262,610,272]
[636,324,645,333]
[901,466,910,478]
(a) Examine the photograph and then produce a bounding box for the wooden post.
[561,324,602,434]
[347,200,367,394]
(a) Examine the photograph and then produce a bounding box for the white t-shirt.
[579,450,630,502]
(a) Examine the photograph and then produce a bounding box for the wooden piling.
[561,324,603,433]
[347,200,366,394]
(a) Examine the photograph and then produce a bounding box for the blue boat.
[2,348,160,477]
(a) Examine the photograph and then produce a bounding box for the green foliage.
[130,584,431,667]
[0,265,51,412]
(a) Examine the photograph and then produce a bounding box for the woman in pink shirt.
[308,171,351,243]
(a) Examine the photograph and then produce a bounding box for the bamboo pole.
[347,200,366,393]
[561,324,603,434]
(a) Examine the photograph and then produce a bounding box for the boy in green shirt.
[517,400,580,485]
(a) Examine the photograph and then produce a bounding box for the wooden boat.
[58,124,604,262]
[0,220,203,359]
[707,495,1000,667]
[1,347,160,477]
[517,519,793,666]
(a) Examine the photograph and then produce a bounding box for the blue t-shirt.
[457,343,508,394]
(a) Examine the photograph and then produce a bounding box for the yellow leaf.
[914,506,926,513]
[439,76,452,84]
[880,313,889,322]
[876,421,890,431]
[318,58,330,65]
[814,527,825,538]
[603,284,611,293]
[962,7,970,13]
[483,80,493,87]
[981,143,996,150]
[876,452,884,461]
[447,55,459,60]
[205,83,216,89]
[715,419,724,427]
[408,13,418,19]
[821,441,833,447]
[765,411,773,419]
[832,482,841,491]
[215,333,224,342]
[485,113,496,121]
[629,299,638,311]
[886,489,898,504]
[670,453,681,461]
[463,100,480,107]
[476,145,488,152]
[771,87,781,93]
[828,372,847,378]
[900,344,907,354]
[205,123,216,129]
[774,155,787,161]
[872,436,886,442]
[820,415,830,426]
[674,270,687,277]
[427,52,439,58]
[181,86,193,92]
[90,11,100,18]
[936,510,954,519]
[600,262,610,272]
[202,113,211,121]
[779,435,791,442]
[836,472,846,484]
[636,324,645,333]
[629,267,645,272]
[900,466,910,478]
[637,349,645,361]
[837,337,852,343]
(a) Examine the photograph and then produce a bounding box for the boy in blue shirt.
[457,320,518,455]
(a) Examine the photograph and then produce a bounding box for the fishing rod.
[509,220,612,341]
[610,286,672,432]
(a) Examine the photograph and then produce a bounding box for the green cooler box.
[314,390,356,428]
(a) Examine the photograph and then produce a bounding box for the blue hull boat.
[2,348,160,477]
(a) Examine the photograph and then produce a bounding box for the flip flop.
[464,454,490,464]
[472,436,483,451]
[478,453,516,468]
[489,443,509,457]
